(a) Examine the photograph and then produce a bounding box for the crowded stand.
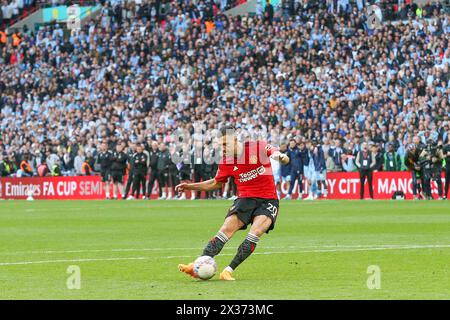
[0,0,449,200]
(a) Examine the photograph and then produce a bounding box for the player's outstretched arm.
[271,151,290,165]
[175,179,223,193]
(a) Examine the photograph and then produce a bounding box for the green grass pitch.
[0,199,449,299]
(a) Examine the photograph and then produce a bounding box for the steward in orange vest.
[0,31,7,45]
[12,32,22,47]
[81,160,92,176]
[20,156,33,176]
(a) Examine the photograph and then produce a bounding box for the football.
[193,256,217,280]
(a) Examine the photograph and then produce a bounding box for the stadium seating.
[0,0,449,178]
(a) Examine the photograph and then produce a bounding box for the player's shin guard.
[202,231,229,257]
[228,233,259,270]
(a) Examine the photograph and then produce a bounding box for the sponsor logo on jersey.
[239,165,266,182]
[233,166,239,171]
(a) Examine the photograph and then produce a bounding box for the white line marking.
[0,257,147,266]
[1,244,449,255]
[165,244,450,259]
[0,244,449,266]
[23,208,84,212]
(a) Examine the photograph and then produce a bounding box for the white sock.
[216,231,229,243]
[224,266,233,273]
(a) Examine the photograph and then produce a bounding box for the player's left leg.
[104,172,111,200]
[321,170,328,197]
[117,172,125,199]
[112,182,118,199]
[220,215,273,281]
[179,214,245,278]
[445,168,450,199]
[433,169,443,199]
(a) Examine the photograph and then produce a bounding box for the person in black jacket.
[405,142,424,200]
[371,144,383,172]
[131,144,148,200]
[167,145,180,199]
[146,141,161,199]
[285,139,303,199]
[444,144,450,200]
[355,142,376,200]
[157,143,172,199]
[264,0,274,24]
[123,142,136,200]
[177,144,193,200]
[110,142,128,200]
[96,142,113,199]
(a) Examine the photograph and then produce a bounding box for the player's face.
[220,135,238,157]
[136,146,143,153]
[361,143,368,151]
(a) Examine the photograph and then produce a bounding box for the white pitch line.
[1,243,449,255]
[0,257,147,266]
[165,244,450,259]
[0,244,449,266]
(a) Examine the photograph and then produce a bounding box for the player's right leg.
[178,214,244,278]
[286,170,297,199]
[112,182,117,200]
[102,171,110,199]
[220,214,274,281]
[445,169,450,199]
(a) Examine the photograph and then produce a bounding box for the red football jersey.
[214,140,279,199]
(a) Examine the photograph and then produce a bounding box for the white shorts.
[315,171,326,181]
[304,166,314,181]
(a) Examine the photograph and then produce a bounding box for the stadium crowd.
[1,0,36,28]
[0,0,449,199]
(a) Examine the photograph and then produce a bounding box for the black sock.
[202,231,228,257]
[229,233,259,270]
